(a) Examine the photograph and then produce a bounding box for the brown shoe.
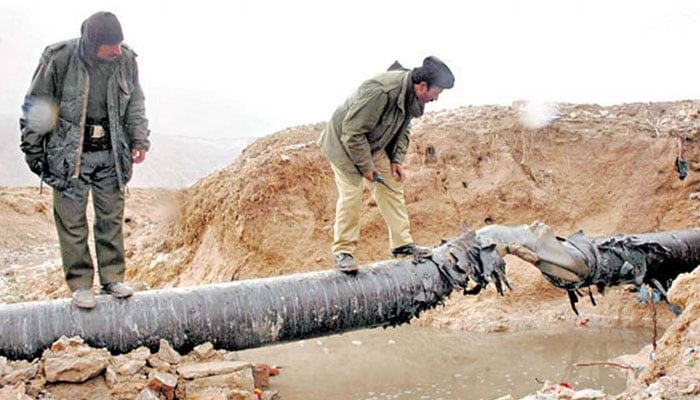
[101,282,134,299]
[72,288,97,309]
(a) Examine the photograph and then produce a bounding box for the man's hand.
[391,163,406,182]
[362,169,378,182]
[132,148,147,164]
[26,153,46,176]
[29,159,46,176]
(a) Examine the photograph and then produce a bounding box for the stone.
[147,370,177,400]
[0,383,32,400]
[25,376,47,399]
[117,359,147,376]
[109,375,148,400]
[147,354,175,373]
[104,366,118,388]
[129,346,153,361]
[49,335,83,352]
[156,339,181,364]
[134,387,160,400]
[192,342,218,360]
[0,360,39,386]
[109,347,150,377]
[178,361,253,380]
[252,365,269,388]
[183,371,255,395]
[45,375,111,400]
[43,343,110,383]
[42,336,110,384]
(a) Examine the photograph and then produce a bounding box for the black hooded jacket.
[19,12,150,197]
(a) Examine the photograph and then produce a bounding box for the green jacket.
[318,70,423,184]
[20,38,150,197]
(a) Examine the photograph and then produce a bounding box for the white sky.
[1,0,699,138]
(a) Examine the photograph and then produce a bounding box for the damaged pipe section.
[476,223,700,313]
[0,226,698,359]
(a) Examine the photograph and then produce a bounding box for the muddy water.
[240,324,651,400]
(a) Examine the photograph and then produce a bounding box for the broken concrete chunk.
[109,375,148,399]
[178,361,253,379]
[49,335,84,352]
[117,359,147,376]
[0,382,32,400]
[134,387,160,400]
[43,340,110,383]
[0,360,39,386]
[147,370,177,400]
[183,372,255,398]
[147,354,173,372]
[192,342,217,360]
[104,366,117,388]
[156,339,182,364]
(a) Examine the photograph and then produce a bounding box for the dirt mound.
[130,101,699,293]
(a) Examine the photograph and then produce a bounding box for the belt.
[83,124,112,151]
[83,140,112,152]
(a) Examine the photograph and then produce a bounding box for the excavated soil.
[1,100,700,398]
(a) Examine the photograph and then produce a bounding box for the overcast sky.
[1,0,699,138]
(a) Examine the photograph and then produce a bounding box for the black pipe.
[0,255,462,360]
[1,228,698,360]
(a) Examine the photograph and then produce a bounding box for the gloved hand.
[27,155,46,176]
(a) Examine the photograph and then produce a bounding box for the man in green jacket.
[20,12,150,308]
[318,56,454,272]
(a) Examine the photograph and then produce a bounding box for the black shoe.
[101,282,135,299]
[335,253,359,272]
[391,243,433,259]
[72,288,97,309]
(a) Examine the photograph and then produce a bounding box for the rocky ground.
[1,100,699,399]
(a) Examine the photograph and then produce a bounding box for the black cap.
[422,56,454,89]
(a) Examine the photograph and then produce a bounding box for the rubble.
[0,337,275,400]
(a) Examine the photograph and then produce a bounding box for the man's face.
[96,43,122,61]
[414,81,444,106]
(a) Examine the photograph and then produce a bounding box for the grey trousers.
[53,150,125,292]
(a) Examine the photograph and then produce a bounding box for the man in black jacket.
[20,12,150,309]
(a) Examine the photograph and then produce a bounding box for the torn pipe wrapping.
[538,229,700,290]
[477,224,700,313]
[0,232,500,360]
[477,225,700,290]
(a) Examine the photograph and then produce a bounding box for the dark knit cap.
[421,56,454,89]
[81,11,124,46]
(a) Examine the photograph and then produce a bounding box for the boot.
[335,253,359,273]
[72,288,97,309]
[101,282,134,299]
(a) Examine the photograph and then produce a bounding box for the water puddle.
[239,324,651,400]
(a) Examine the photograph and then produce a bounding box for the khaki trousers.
[331,153,413,255]
[53,149,125,292]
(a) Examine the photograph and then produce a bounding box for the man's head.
[411,56,455,105]
[80,11,124,62]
